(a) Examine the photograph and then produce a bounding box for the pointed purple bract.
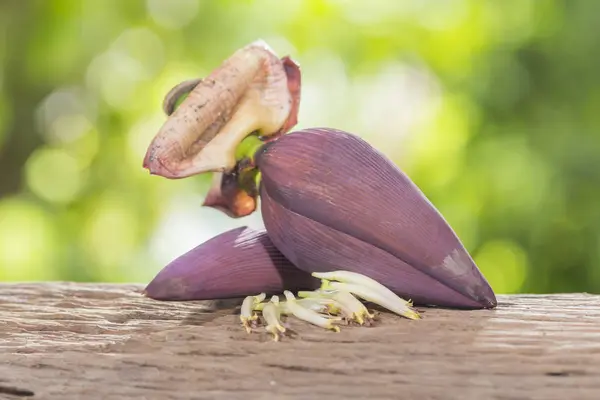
[144,226,319,301]
[256,128,497,309]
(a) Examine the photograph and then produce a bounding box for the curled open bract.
[143,39,301,179]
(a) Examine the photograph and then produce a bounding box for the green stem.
[235,133,265,163]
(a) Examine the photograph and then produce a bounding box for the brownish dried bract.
[143,40,302,179]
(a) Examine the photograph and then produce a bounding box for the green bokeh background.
[0,0,598,295]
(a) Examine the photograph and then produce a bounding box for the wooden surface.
[1,283,599,400]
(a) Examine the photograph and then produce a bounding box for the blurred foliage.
[0,0,598,295]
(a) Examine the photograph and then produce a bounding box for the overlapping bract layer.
[256,128,497,309]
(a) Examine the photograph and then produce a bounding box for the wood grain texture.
[1,283,599,400]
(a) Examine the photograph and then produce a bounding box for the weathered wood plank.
[1,283,599,399]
